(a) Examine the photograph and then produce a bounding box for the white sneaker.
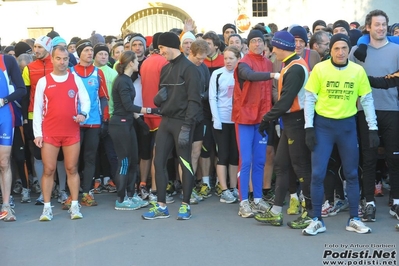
[68,204,83,220]
[321,200,335,218]
[39,207,53,221]
[220,190,237,204]
[346,217,372,234]
[21,188,31,203]
[238,201,254,218]
[302,217,326,236]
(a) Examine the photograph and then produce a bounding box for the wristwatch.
[79,112,87,118]
[0,98,7,107]
[146,108,151,114]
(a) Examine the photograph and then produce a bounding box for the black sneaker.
[361,204,376,222]
[389,204,399,220]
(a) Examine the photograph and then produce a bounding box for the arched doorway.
[121,3,192,36]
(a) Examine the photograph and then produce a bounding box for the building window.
[252,0,268,17]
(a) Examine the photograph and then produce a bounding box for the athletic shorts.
[43,135,80,147]
[192,121,204,142]
[0,107,14,146]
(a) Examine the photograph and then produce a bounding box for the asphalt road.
[2,189,398,266]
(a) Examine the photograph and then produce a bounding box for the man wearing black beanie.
[142,31,202,221]
[303,32,378,236]
[333,20,350,35]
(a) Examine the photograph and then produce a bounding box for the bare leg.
[263,146,275,189]
[41,143,59,203]
[62,142,80,201]
[0,146,12,205]
[229,164,238,189]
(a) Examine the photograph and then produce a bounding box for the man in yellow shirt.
[302,34,379,236]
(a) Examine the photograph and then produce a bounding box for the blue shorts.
[0,106,14,146]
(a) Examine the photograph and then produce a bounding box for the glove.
[354,44,368,62]
[149,108,161,115]
[368,130,379,148]
[136,117,150,135]
[258,118,271,137]
[153,87,168,107]
[273,73,280,80]
[305,127,317,151]
[99,122,109,138]
[178,125,191,148]
[213,120,222,130]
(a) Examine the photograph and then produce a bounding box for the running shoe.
[389,204,399,220]
[130,194,150,208]
[166,181,176,196]
[1,205,16,222]
[80,190,98,207]
[32,180,41,194]
[21,188,31,203]
[346,217,372,234]
[142,203,170,220]
[139,185,150,200]
[262,190,275,205]
[104,180,117,193]
[331,198,349,214]
[302,217,326,236]
[287,211,313,229]
[58,190,69,204]
[148,193,174,204]
[254,209,283,226]
[361,204,376,222]
[374,182,384,197]
[69,204,83,220]
[9,196,15,208]
[115,199,141,210]
[220,190,237,204]
[39,206,53,221]
[177,204,191,220]
[62,196,72,210]
[321,200,335,218]
[197,183,212,198]
[287,197,300,215]
[35,193,44,205]
[250,199,270,214]
[93,179,103,194]
[238,201,254,218]
[214,182,222,197]
[13,181,22,194]
[231,188,239,200]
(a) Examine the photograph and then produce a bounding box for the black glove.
[178,125,191,149]
[100,122,109,138]
[149,107,161,115]
[368,130,379,148]
[154,87,168,107]
[258,119,271,138]
[136,117,150,135]
[354,44,368,62]
[305,127,317,151]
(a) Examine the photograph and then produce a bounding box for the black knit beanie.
[157,32,180,49]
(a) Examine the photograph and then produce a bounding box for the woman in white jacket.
[209,46,241,204]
